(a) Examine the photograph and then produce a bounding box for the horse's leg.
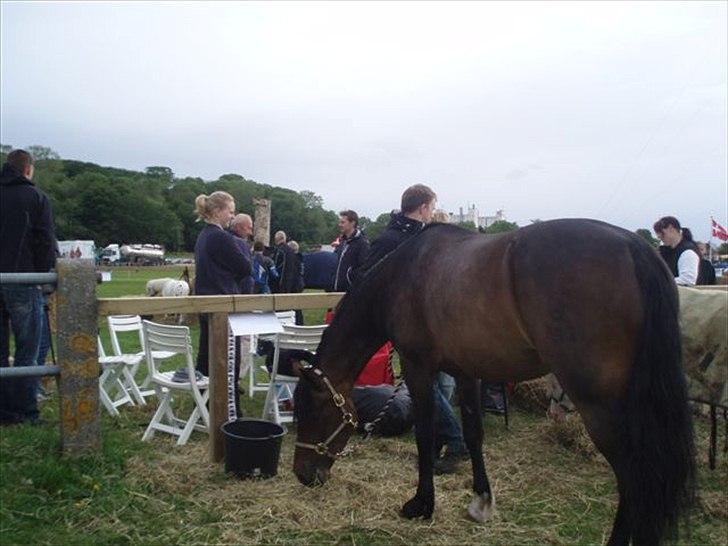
[400,356,437,520]
[571,400,631,546]
[456,376,495,523]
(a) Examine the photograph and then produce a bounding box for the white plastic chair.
[246,310,298,398]
[97,336,135,417]
[107,315,175,404]
[141,320,209,446]
[262,323,327,424]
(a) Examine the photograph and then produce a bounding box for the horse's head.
[293,364,357,487]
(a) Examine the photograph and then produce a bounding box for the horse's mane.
[318,223,475,358]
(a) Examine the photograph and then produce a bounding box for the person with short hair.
[229,213,254,294]
[653,216,700,286]
[0,149,57,424]
[272,230,304,323]
[332,209,370,292]
[251,241,279,294]
[363,183,437,269]
[271,231,297,293]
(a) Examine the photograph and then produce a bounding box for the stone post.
[253,198,271,247]
[55,258,101,455]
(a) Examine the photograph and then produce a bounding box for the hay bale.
[547,414,598,460]
[512,376,551,413]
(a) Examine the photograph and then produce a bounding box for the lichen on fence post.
[56,258,101,455]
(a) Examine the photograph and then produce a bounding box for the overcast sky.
[1,1,726,240]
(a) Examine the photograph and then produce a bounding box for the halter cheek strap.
[294,364,358,460]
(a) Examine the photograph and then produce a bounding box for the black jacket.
[697,259,716,286]
[332,229,370,292]
[363,212,425,271]
[0,164,56,273]
[194,224,251,295]
[272,243,302,294]
[229,232,254,294]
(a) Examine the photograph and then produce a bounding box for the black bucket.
[221,418,287,479]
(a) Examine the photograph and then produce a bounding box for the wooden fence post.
[56,258,101,455]
[209,312,229,462]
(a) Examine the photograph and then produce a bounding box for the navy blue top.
[0,164,57,273]
[194,224,251,295]
[231,232,255,294]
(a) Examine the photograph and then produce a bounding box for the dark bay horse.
[293,219,695,545]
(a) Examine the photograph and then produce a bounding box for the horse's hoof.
[467,491,495,523]
[400,496,434,520]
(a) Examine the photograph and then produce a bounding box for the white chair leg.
[99,384,120,417]
[196,389,210,428]
[177,406,200,445]
[112,377,135,407]
[262,382,278,422]
[123,366,147,406]
[143,391,172,441]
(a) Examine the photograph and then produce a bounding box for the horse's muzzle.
[294,462,330,487]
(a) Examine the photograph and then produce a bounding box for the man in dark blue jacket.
[0,149,56,424]
[229,213,255,294]
[361,184,467,473]
[332,210,370,293]
[363,184,436,270]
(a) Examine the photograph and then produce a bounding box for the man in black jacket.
[271,231,297,294]
[0,149,57,424]
[272,230,305,324]
[363,184,436,269]
[332,210,370,292]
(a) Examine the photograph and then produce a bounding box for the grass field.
[1,267,726,545]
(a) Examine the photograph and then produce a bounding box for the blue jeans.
[0,285,43,422]
[434,372,466,455]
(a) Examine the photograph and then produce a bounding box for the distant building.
[449,205,506,229]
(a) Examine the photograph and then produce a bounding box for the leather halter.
[294,364,358,460]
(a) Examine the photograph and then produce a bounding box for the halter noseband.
[294,363,358,460]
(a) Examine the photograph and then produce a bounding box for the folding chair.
[107,315,175,405]
[262,323,327,424]
[141,320,209,446]
[482,382,510,429]
[97,336,134,417]
[246,310,298,398]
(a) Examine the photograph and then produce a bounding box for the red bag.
[325,309,394,386]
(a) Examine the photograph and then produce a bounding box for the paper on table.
[227,312,284,337]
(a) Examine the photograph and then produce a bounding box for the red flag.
[712,217,728,241]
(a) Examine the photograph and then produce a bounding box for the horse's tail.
[624,240,695,543]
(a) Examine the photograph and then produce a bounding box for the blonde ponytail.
[194,191,234,222]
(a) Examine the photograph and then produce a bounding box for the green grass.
[1,267,726,545]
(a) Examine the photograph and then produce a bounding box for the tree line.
[1,145,527,252]
[10,146,710,255]
[1,146,344,252]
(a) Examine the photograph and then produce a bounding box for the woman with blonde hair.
[193,191,251,416]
